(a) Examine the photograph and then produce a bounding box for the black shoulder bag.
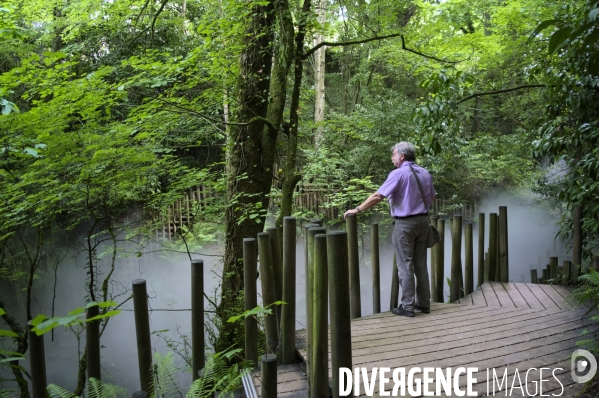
[409,165,441,248]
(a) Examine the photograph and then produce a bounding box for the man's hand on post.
[343,208,359,219]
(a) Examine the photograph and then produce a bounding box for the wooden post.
[306,226,326,379]
[549,257,558,281]
[498,206,509,282]
[371,223,381,314]
[478,213,485,287]
[390,253,399,309]
[542,269,550,284]
[346,214,361,318]
[563,261,572,286]
[243,238,258,366]
[465,222,473,296]
[86,305,101,381]
[280,217,296,365]
[450,216,463,302]
[557,265,563,285]
[266,227,283,330]
[573,206,582,283]
[27,322,47,398]
[302,222,317,382]
[257,233,278,354]
[312,234,329,398]
[261,354,277,398]
[132,392,147,398]
[430,216,438,303]
[531,269,538,283]
[435,219,445,303]
[310,218,322,226]
[132,279,153,396]
[488,213,498,282]
[484,253,489,282]
[191,259,204,379]
[327,231,352,398]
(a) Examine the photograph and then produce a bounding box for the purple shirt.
[377,161,436,218]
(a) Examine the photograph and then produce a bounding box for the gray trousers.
[392,214,431,312]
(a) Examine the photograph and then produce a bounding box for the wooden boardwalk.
[251,282,596,397]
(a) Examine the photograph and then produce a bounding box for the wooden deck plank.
[469,287,487,307]
[525,283,561,310]
[479,282,502,307]
[347,310,583,358]
[536,283,573,310]
[352,312,591,367]
[500,282,530,308]
[489,282,516,308]
[513,282,547,309]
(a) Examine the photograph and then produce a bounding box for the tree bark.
[276,0,313,230]
[217,0,277,353]
[313,0,327,146]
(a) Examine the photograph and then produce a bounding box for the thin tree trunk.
[313,0,327,146]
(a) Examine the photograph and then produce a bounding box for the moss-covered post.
[430,216,438,302]
[266,227,283,330]
[371,223,381,314]
[478,213,485,287]
[488,214,498,282]
[450,216,463,302]
[243,238,258,366]
[132,279,153,396]
[191,259,204,379]
[27,322,47,398]
[563,261,572,286]
[346,214,361,318]
[257,233,278,354]
[465,222,473,296]
[498,206,509,282]
[435,219,445,302]
[550,257,558,281]
[531,269,538,284]
[312,234,329,398]
[280,217,296,365]
[327,231,352,398]
[261,354,278,398]
[86,304,101,382]
[307,226,326,382]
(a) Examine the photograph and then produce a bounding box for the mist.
[1,189,569,393]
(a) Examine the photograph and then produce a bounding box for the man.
[343,142,436,317]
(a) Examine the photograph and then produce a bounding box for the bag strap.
[409,165,431,213]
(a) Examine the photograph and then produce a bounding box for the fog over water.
[1,189,572,393]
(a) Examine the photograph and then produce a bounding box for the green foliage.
[187,347,251,398]
[30,301,120,336]
[570,269,599,353]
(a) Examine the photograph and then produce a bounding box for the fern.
[48,378,127,398]
[47,384,78,398]
[186,347,252,398]
[88,378,128,398]
[570,269,599,354]
[150,352,180,398]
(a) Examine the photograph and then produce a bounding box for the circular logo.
[571,349,597,383]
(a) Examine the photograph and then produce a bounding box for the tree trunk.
[216,0,277,353]
[313,0,327,146]
[276,0,313,230]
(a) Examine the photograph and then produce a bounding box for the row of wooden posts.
[26,262,207,398]
[531,257,579,285]
[26,206,514,397]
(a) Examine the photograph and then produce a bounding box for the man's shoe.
[391,305,415,317]
[414,304,430,314]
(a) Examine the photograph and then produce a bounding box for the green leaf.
[548,28,573,55]
[0,308,5,316]
[589,8,599,22]
[0,330,19,338]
